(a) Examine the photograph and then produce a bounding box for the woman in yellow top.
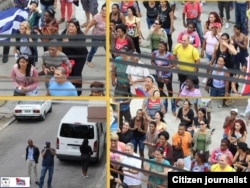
[155,111,167,133]
[125,6,142,54]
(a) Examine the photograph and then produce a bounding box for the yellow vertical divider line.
[106,0,110,188]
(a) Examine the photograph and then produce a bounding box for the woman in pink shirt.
[84,3,106,68]
[10,54,39,96]
[177,22,200,48]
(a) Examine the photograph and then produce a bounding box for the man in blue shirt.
[39,141,56,188]
[48,67,78,96]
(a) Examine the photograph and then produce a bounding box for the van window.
[60,124,94,139]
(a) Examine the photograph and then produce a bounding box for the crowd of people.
[110,98,250,188]
[110,0,250,99]
[0,0,105,96]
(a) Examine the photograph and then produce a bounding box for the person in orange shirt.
[172,122,192,170]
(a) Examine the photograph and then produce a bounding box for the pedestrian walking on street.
[83,3,106,68]
[79,138,93,178]
[39,141,56,188]
[25,139,40,185]
[61,18,89,96]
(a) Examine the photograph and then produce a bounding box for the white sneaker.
[202,78,207,84]
[225,22,229,29]
[240,112,246,117]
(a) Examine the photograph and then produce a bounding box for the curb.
[0,100,6,107]
[0,117,16,132]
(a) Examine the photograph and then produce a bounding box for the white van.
[56,106,106,162]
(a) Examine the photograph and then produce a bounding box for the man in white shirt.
[122,143,142,188]
[126,52,149,96]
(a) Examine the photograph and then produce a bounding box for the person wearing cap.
[61,18,89,96]
[200,21,221,84]
[228,119,247,156]
[10,54,39,96]
[222,108,238,139]
[126,52,149,96]
[210,138,234,166]
[39,141,56,188]
[89,81,105,96]
[111,45,130,97]
[25,139,40,185]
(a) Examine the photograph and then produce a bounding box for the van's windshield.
[60,124,94,139]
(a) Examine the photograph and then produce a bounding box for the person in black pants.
[2,46,10,63]
[80,138,93,178]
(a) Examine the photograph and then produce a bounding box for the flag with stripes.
[0,7,28,41]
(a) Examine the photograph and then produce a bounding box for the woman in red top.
[112,24,135,58]
[154,131,174,165]
[203,11,222,34]
[35,8,59,52]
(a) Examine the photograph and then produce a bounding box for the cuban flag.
[241,57,250,96]
[135,87,150,97]
[0,7,28,41]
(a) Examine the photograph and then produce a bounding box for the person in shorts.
[80,0,98,28]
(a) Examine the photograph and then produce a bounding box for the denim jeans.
[131,136,146,153]
[210,87,225,97]
[164,98,176,113]
[39,166,54,188]
[87,39,105,62]
[146,17,155,29]
[235,2,248,35]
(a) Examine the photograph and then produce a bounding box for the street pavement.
[0,0,106,96]
[0,101,106,188]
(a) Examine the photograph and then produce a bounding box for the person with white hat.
[222,108,238,139]
[126,52,149,96]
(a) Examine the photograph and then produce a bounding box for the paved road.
[0,0,106,96]
[0,101,106,188]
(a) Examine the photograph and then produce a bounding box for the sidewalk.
[0,100,17,132]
